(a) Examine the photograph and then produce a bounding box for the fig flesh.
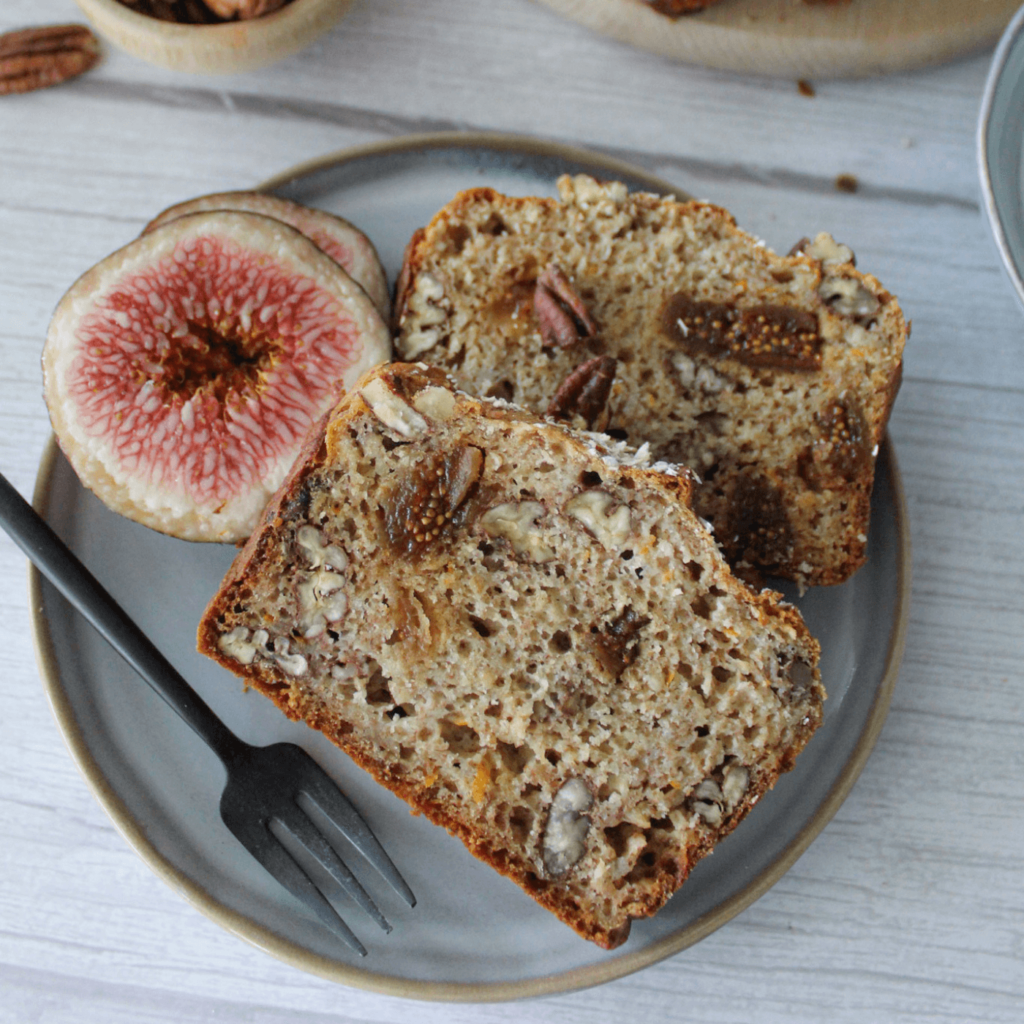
[43,210,391,542]
[144,191,391,319]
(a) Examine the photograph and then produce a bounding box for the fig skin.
[43,210,391,543]
[144,191,391,320]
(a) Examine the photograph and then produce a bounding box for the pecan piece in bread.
[535,263,598,348]
[547,355,617,429]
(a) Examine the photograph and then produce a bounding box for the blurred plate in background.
[534,0,1020,79]
[979,3,1024,317]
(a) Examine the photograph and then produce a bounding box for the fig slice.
[144,191,391,319]
[43,210,391,543]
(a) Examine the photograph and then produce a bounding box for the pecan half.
[546,356,617,429]
[791,232,856,268]
[0,25,100,95]
[534,264,598,348]
[542,778,593,877]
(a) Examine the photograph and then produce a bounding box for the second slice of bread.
[394,176,907,587]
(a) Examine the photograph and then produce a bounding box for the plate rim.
[29,131,911,1002]
[256,129,694,198]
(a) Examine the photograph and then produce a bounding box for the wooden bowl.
[73,0,354,74]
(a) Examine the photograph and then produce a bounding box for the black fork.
[0,471,414,956]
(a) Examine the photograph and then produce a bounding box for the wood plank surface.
[1,0,1022,1021]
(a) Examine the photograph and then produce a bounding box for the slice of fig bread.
[197,362,824,949]
[393,175,908,587]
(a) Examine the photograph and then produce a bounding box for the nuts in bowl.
[73,0,353,73]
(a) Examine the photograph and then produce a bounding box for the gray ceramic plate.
[31,133,909,1001]
[979,4,1024,316]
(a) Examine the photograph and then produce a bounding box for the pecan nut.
[0,24,100,95]
[818,276,880,321]
[546,355,617,429]
[534,263,598,348]
[794,232,855,268]
[542,778,593,877]
[479,501,555,562]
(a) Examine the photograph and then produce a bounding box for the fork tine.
[297,762,417,908]
[220,807,368,956]
[276,813,391,933]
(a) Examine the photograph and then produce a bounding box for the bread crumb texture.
[198,364,825,948]
[394,175,907,587]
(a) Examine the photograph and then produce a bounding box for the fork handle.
[0,471,247,765]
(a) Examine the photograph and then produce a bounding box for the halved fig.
[43,210,391,542]
[144,191,391,319]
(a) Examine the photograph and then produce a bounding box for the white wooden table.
[2,1,1023,1020]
